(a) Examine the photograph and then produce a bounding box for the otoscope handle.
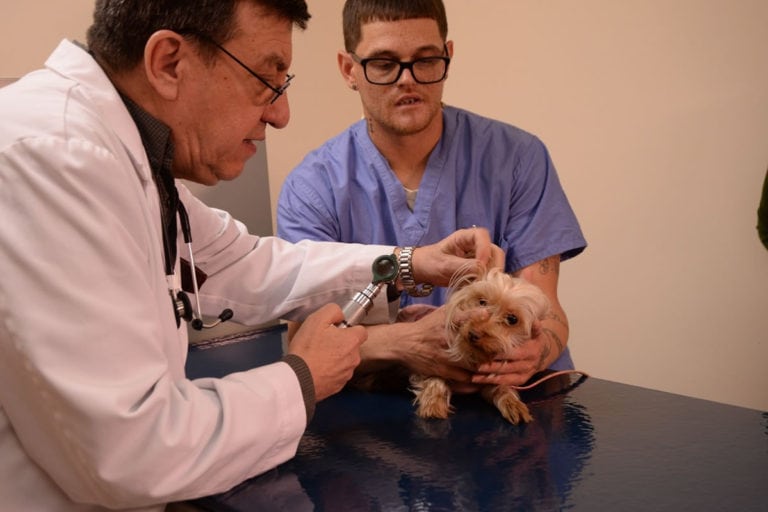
[338,282,384,327]
[336,253,399,328]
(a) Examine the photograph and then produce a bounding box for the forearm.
[516,255,569,371]
[537,301,570,371]
[357,310,473,384]
[288,319,423,375]
[356,321,419,373]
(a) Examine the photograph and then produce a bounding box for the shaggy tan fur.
[410,268,550,424]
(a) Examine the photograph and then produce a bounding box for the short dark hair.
[86,0,310,72]
[342,0,447,52]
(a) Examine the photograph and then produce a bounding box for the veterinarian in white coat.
[0,1,499,510]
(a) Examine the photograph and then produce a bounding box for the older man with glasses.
[178,29,295,104]
[0,0,505,510]
[278,0,587,394]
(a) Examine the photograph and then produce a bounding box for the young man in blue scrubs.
[277,0,586,390]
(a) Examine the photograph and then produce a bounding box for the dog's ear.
[451,261,497,289]
[447,263,480,290]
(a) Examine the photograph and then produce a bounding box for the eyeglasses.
[181,31,293,105]
[350,47,450,85]
[212,43,294,104]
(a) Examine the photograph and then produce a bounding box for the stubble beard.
[369,101,441,137]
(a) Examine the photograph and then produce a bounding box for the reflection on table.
[184,327,768,512]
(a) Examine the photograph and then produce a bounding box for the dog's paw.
[412,377,452,419]
[484,386,533,424]
[497,396,532,424]
[416,395,452,419]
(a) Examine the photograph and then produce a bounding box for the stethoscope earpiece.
[190,308,234,331]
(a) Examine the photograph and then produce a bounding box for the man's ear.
[337,50,357,91]
[445,39,454,59]
[444,40,454,80]
[143,30,188,100]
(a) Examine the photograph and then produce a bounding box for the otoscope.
[337,254,399,327]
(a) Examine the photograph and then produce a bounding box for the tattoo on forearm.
[543,328,564,354]
[538,256,560,276]
[537,337,551,371]
[537,328,565,371]
[546,311,568,329]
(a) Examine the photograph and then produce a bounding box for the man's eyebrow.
[364,44,444,59]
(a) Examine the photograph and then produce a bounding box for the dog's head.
[444,268,550,365]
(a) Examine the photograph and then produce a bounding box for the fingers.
[430,226,489,259]
[446,305,489,326]
[472,358,534,387]
[289,304,368,401]
[469,226,493,265]
[305,302,346,327]
[489,244,505,270]
[411,227,505,287]
[478,358,510,378]
[453,227,504,273]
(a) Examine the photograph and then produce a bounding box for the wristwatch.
[398,246,434,297]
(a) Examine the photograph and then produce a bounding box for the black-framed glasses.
[180,30,293,105]
[350,46,450,85]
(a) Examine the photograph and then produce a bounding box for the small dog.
[409,268,550,424]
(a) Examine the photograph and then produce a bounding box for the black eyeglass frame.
[350,45,451,86]
[179,30,293,105]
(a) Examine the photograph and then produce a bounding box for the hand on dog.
[471,326,548,387]
[395,305,478,387]
[410,227,505,287]
[451,308,548,393]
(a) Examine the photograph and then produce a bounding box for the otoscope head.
[372,253,399,284]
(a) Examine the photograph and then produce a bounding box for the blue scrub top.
[278,105,587,370]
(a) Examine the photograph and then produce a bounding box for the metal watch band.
[398,246,433,297]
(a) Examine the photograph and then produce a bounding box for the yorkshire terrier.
[409,268,550,424]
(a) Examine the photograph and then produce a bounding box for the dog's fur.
[410,268,550,424]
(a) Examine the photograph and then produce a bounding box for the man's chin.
[387,113,434,136]
[175,167,234,186]
[214,165,246,183]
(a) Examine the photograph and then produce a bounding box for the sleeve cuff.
[282,354,316,423]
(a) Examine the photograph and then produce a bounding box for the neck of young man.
[368,116,443,190]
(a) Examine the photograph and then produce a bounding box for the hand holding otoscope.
[336,254,399,327]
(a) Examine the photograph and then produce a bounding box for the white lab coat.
[0,40,392,511]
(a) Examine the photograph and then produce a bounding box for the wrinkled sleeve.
[180,185,394,325]
[502,136,586,271]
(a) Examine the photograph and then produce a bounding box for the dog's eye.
[478,298,487,306]
[506,314,519,325]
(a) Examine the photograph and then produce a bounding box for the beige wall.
[3,1,767,411]
[0,2,92,76]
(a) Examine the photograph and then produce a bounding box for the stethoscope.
[168,200,233,330]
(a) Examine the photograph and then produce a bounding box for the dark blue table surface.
[184,327,768,512]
